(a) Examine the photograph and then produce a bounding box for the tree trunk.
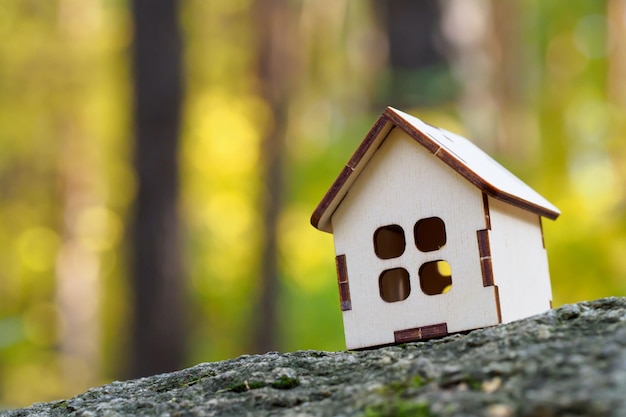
[129,0,185,377]
[607,0,626,204]
[375,0,449,107]
[440,0,536,158]
[251,0,299,354]
[608,0,626,108]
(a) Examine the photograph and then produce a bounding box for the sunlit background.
[1,0,625,408]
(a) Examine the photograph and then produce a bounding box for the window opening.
[415,217,447,252]
[379,268,411,302]
[419,260,452,295]
[374,225,406,259]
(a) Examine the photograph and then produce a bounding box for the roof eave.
[310,113,394,233]
[383,107,561,220]
[311,107,561,234]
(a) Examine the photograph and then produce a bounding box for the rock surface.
[4,297,626,417]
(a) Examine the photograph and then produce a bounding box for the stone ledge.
[3,297,626,417]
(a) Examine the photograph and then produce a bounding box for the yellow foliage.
[1,0,626,409]
[75,206,123,253]
[188,93,265,178]
[22,303,58,347]
[279,205,335,292]
[17,227,60,273]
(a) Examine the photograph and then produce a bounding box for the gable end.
[310,107,560,234]
[310,114,394,232]
[383,108,560,221]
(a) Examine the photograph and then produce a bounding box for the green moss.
[228,380,266,393]
[368,375,430,416]
[364,400,431,417]
[380,375,427,395]
[452,374,482,391]
[51,400,68,409]
[409,375,425,388]
[465,376,482,391]
[271,375,300,390]
[180,377,202,388]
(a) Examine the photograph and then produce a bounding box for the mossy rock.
[3,297,626,417]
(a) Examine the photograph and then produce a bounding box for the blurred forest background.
[1,0,625,408]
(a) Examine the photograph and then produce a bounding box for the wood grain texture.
[539,217,546,249]
[487,197,552,323]
[312,108,557,350]
[311,107,560,234]
[310,115,393,232]
[494,285,503,324]
[477,229,494,287]
[335,254,351,311]
[383,107,560,220]
[332,130,500,350]
[394,323,449,343]
[482,192,492,230]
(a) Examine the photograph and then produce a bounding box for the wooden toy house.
[311,107,560,350]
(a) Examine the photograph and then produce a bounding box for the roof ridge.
[311,107,560,233]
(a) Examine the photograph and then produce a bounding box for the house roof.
[311,107,561,233]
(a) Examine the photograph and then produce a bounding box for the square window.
[374,225,406,259]
[414,217,446,252]
[379,268,411,302]
[419,260,452,295]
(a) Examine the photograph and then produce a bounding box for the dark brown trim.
[477,229,501,322]
[384,108,560,220]
[347,118,390,170]
[335,255,351,311]
[310,115,391,231]
[477,229,491,258]
[488,188,560,221]
[482,193,491,230]
[477,229,494,287]
[494,285,502,323]
[384,110,440,154]
[479,258,495,287]
[394,323,449,343]
[310,165,353,230]
[310,107,560,233]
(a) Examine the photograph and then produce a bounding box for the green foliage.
[0,0,625,408]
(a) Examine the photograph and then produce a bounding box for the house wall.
[487,197,553,322]
[331,128,500,350]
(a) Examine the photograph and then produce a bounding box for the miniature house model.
[311,107,560,350]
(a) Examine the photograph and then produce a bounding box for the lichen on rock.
[3,297,626,417]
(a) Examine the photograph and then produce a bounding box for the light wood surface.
[311,108,558,350]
